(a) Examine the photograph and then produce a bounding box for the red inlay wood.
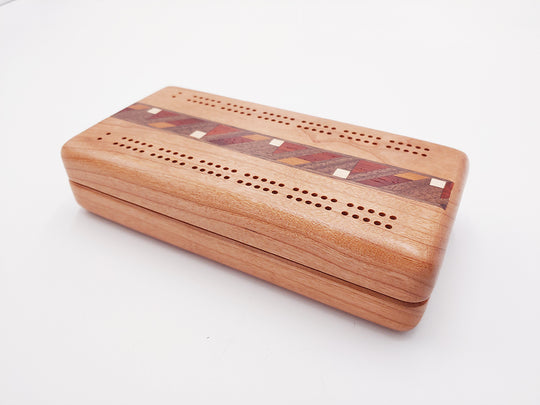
[273,142,308,154]
[210,136,253,146]
[298,152,341,162]
[206,124,241,136]
[351,160,387,173]
[168,118,205,126]
[360,175,411,187]
[441,181,454,199]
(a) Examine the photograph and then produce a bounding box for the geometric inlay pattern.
[113,104,454,208]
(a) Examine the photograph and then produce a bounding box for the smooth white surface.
[1,1,539,404]
[269,138,285,147]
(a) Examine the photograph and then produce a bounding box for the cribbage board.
[61,86,468,330]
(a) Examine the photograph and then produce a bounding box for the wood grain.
[70,181,427,332]
[61,86,468,329]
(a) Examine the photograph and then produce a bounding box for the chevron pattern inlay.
[113,104,454,208]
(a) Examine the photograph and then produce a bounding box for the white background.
[1,1,539,404]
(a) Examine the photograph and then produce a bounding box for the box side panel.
[70,181,427,331]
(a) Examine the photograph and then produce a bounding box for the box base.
[69,180,427,331]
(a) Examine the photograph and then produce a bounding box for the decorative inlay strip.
[113,104,453,208]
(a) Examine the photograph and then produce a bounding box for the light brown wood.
[70,181,427,331]
[61,86,467,329]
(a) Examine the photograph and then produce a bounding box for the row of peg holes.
[98,132,396,229]
[172,91,429,156]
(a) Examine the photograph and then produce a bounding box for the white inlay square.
[147,107,162,114]
[333,168,350,179]
[190,130,207,139]
[430,178,446,188]
[269,138,284,147]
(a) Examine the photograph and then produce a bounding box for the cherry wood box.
[61,86,468,331]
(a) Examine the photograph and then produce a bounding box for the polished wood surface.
[61,86,467,329]
[70,181,427,331]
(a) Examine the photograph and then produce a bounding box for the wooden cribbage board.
[62,86,468,331]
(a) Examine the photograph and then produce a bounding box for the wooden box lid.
[62,86,468,304]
